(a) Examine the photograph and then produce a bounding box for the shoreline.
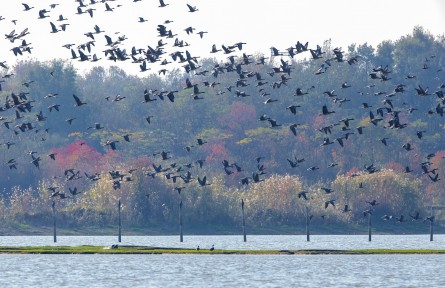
[0,246,444,255]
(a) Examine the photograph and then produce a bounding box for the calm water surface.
[1,235,444,287]
[1,254,444,288]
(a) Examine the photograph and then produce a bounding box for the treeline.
[0,26,444,233]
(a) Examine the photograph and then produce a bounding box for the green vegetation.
[0,246,444,255]
[0,26,445,234]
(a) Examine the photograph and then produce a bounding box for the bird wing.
[72,94,84,106]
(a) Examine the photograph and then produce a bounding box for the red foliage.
[345,167,360,177]
[204,142,230,164]
[296,133,309,146]
[218,102,257,133]
[311,115,325,129]
[386,161,403,172]
[431,150,445,166]
[49,140,103,171]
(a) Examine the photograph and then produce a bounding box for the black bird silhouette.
[298,191,309,200]
[105,140,119,150]
[287,104,301,115]
[104,3,114,12]
[321,105,335,115]
[320,137,334,146]
[196,159,205,168]
[241,177,250,185]
[198,176,210,186]
[267,118,281,128]
[356,126,364,135]
[191,85,204,99]
[321,187,334,194]
[140,60,149,72]
[38,9,49,19]
[49,22,59,33]
[366,200,378,206]
[424,216,435,223]
[287,158,300,168]
[342,204,352,213]
[186,4,198,12]
[69,187,81,196]
[210,44,221,53]
[159,0,169,7]
[31,155,41,169]
[415,85,429,96]
[363,209,372,217]
[379,137,389,146]
[122,134,131,142]
[416,130,426,139]
[289,124,300,136]
[395,215,405,223]
[404,166,413,173]
[402,143,413,151]
[428,173,440,182]
[324,199,335,209]
[72,94,86,106]
[22,3,34,11]
[409,212,420,221]
[252,172,263,183]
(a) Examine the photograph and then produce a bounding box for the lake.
[1,235,445,287]
[0,234,444,250]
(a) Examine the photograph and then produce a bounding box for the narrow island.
[0,246,444,255]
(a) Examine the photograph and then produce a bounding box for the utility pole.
[306,205,310,242]
[368,211,372,242]
[241,199,246,242]
[52,200,57,243]
[179,200,183,242]
[118,199,122,243]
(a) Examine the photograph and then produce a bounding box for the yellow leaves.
[333,169,422,218]
[231,174,304,220]
[68,132,82,138]
[358,117,370,128]
[410,120,428,129]
[196,128,233,141]
[236,138,252,145]
[244,127,287,138]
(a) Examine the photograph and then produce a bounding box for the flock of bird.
[0,0,444,229]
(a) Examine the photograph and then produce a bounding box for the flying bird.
[186,4,198,12]
[72,94,86,106]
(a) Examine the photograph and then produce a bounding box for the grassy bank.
[0,246,445,255]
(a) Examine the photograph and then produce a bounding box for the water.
[1,253,444,287]
[1,235,445,287]
[0,234,444,250]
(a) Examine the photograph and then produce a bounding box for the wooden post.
[241,199,246,242]
[368,211,372,242]
[430,206,434,242]
[179,200,183,242]
[52,200,57,243]
[305,205,310,242]
[118,199,122,243]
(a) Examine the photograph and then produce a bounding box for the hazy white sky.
[0,0,444,75]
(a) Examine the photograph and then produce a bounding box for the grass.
[0,246,445,255]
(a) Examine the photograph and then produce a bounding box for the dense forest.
[1,26,445,234]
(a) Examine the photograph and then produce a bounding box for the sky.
[0,0,444,75]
